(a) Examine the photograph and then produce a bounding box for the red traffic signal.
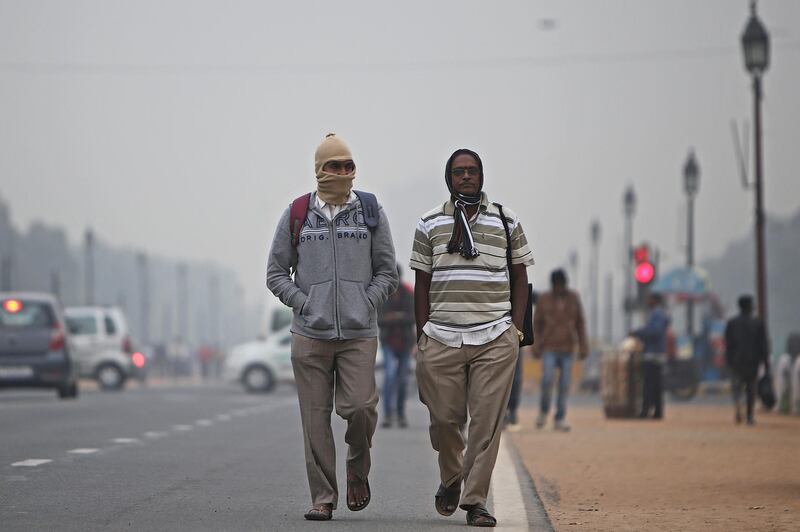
[633,243,656,285]
[635,262,655,284]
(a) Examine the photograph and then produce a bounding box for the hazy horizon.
[2,0,799,317]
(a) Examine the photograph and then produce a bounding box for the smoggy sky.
[1,0,799,311]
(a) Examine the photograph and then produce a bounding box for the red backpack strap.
[290,193,312,246]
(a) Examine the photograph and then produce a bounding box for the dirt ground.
[510,401,800,532]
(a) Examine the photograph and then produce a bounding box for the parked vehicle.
[0,292,79,399]
[650,266,731,400]
[64,306,144,390]
[224,328,294,393]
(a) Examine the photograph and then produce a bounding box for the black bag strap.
[493,202,515,281]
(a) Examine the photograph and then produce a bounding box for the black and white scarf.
[447,194,481,259]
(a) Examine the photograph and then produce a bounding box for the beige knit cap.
[314,133,354,177]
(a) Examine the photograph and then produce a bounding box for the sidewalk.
[509,398,800,532]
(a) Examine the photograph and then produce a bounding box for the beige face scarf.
[314,133,355,205]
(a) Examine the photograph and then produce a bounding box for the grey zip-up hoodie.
[266,192,399,340]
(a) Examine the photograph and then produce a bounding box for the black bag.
[494,203,534,347]
[757,371,776,409]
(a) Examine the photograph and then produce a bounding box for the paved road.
[0,383,550,531]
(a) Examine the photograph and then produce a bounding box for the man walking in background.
[725,295,769,425]
[632,292,670,420]
[379,264,415,429]
[266,133,398,521]
[533,269,588,432]
[411,148,534,527]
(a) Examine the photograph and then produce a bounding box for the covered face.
[314,133,355,205]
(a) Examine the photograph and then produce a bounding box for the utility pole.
[50,270,61,299]
[209,273,220,348]
[568,249,579,292]
[137,252,150,346]
[84,228,95,305]
[176,263,188,343]
[605,273,614,344]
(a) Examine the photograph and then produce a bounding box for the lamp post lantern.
[741,0,770,325]
[623,186,636,332]
[683,150,700,339]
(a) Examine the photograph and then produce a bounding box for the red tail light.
[131,352,146,369]
[49,327,65,351]
[122,336,132,354]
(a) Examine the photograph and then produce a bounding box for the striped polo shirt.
[409,192,535,330]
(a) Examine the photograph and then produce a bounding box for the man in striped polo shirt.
[410,148,534,527]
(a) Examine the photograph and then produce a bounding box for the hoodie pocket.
[301,281,335,330]
[338,280,373,330]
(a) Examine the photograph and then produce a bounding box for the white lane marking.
[491,436,529,530]
[143,431,168,439]
[172,424,193,432]
[215,414,231,421]
[11,459,52,467]
[67,448,99,455]
[231,409,249,417]
[195,419,213,427]
[112,438,141,444]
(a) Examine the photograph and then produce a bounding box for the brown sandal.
[303,503,333,521]
[435,482,461,516]
[346,477,371,511]
[464,504,497,527]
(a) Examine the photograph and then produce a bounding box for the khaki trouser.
[291,334,379,509]
[416,327,518,507]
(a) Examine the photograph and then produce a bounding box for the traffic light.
[633,243,656,306]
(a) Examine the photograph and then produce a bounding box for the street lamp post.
[623,186,636,333]
[683,150,700,339]
[741,0,770,325]
[590,220,601,340]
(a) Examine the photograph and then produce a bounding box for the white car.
[224,328,294,393]
[64,306,143,390]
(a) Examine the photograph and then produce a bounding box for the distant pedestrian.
[725,295,769,425]
[533,269,588,432]
[266,133,399,521]
[411,148,534,527]
[775,333,800,414]
[378,264,415,429]
[632,292,670,419]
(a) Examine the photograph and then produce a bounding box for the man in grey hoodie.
[267,133,398,521]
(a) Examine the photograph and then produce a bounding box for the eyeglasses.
[451,166,480,178]
[324,160,356,173]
